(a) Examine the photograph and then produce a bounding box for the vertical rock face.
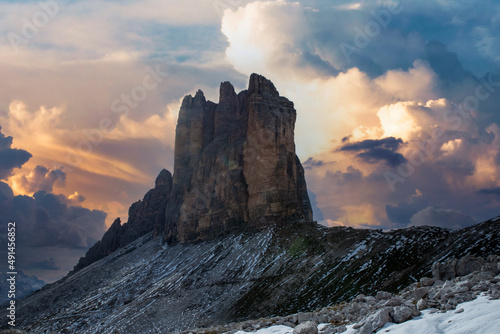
[164,73,313,243]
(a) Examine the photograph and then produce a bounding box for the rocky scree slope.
[183,254,500,334]
[3,216,500,333]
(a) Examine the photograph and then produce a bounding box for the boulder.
[416,299,427,310]
[392,306,414,323]
[359,307,393,334]
[412,287,430,300]
[432,258,457,280]
[376,291,392,300]
[420,277,435,286]
[293,321,318,334]
[456,256,485,276]
[384,297,402,306]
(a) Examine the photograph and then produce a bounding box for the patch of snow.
[235,295,500,334]
[234,325,293,334]
[374,295,500,334]
[343,241,368,262]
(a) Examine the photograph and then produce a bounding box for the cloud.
[11,165,66,194]
[0,182,107,281]
[25,258,61,271]
[478,187,500,197]
[0,127,107,282]
[0,126,32,179]
[339,137,406,167]
[221,1,500,230]
[302,157,335,170]
[2,190,107,249]
[409,206,477,230]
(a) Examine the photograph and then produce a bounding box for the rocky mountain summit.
[74,73,312,271]
[165,73,312,243]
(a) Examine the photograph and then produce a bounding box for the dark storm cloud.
[325,166,363,186]
[478,187,500,197]
[0,129,106,280]
[425,41,473,83]
[0,183,107,280]
[340,137,406,167]
[303,157,334,170]
[386,195,429,227]
[0,126,32,179]
[294,0,499,84]
[340,137,403,152]
[356,149,406,168]
[1,189,107,250]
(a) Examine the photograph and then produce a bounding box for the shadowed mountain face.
[73,73,313,272]
[165,73,312,243]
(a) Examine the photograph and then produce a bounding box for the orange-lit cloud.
[222,0,500,229]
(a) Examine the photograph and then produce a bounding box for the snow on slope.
[373,295,500,334]
[233,295,500,334]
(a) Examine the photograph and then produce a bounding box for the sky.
[0,0,499,282]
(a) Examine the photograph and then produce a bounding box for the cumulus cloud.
[221,0,500,230]
[0,128,107,282]
[409,206,476,230]
[0,181,107,281]
[0,126,32,180]
[11,165,66,195]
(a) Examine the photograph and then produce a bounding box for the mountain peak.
[164,73,312,243]
[155,169,172,187]
[248,73,279,97]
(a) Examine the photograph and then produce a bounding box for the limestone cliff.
[164,73,313,243]
[74,73,313,270]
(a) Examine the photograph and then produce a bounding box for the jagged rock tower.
[164,73,312,243]
[74,74,312,270]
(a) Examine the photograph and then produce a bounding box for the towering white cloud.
[221,0,500,229]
